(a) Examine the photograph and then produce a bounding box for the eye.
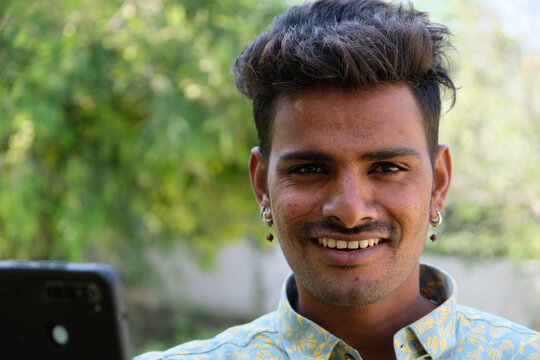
[370,162,406,175]
[290,164,326,175]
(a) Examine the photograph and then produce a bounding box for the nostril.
[322,198,377,229]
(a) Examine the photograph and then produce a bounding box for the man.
[136,0,539,359]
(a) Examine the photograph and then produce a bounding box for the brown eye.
[371,163,405,175]
[291,164,325,174]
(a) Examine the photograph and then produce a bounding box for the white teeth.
[336,240,347,249]
[318,238,382,250]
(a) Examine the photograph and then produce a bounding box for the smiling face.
[249,84,451,308]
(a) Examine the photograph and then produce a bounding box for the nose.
[321,170,378,229]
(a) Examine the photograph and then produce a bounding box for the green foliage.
[0,0,286,276]
[418,0,540,259]
[0,0,538,278]
[2,0,539,352]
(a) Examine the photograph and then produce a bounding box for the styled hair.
[233,0,455,164]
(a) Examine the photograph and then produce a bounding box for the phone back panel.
[0,261,131,360]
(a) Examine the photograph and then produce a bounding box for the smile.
[317,238,382,250]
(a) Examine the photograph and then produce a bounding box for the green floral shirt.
[135,264,539,360]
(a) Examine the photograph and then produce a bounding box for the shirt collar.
[394,263,457,359]
[276,275,360,359]
[276,263,458,360]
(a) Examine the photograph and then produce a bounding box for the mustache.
[296,220,397,238]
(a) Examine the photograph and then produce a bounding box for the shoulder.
[133,312,284,360]
[454,305,539,354]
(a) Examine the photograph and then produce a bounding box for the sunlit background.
[1,0,539,354]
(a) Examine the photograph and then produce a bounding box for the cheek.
[377,182,431,222]
[270,186,322,227]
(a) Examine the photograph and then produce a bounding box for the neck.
[294,264,436,360]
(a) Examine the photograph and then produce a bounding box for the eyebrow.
[277,148,421,163]
[359,148,422,161]
[277,151,334,163]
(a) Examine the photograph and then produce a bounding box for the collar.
[276,263,458,360]
[394,263,457,359]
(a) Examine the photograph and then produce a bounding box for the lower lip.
[311,239,387,266]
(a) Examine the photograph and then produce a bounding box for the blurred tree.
[2,0,539,352]
[0,0,538,281]
[416,0,540,258]
[0,0,286,278]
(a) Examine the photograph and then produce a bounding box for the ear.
[249,147,270,206]
[430,145,452,215]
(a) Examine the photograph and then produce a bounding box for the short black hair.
[233,0,455,164]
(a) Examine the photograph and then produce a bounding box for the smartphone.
[0,260,131,360]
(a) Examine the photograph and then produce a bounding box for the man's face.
[250,84,450,307]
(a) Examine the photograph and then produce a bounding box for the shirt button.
[344,354,354,360]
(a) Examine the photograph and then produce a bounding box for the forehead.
[270,85,428,156]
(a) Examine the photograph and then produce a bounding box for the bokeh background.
[1,0,539,354]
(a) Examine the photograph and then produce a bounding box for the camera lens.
[85,283,101,302]
[61,286,75,299]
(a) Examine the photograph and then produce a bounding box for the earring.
[260,205,274,242]
[429,208,443,242]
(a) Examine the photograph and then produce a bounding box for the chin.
[302,271,395,308]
